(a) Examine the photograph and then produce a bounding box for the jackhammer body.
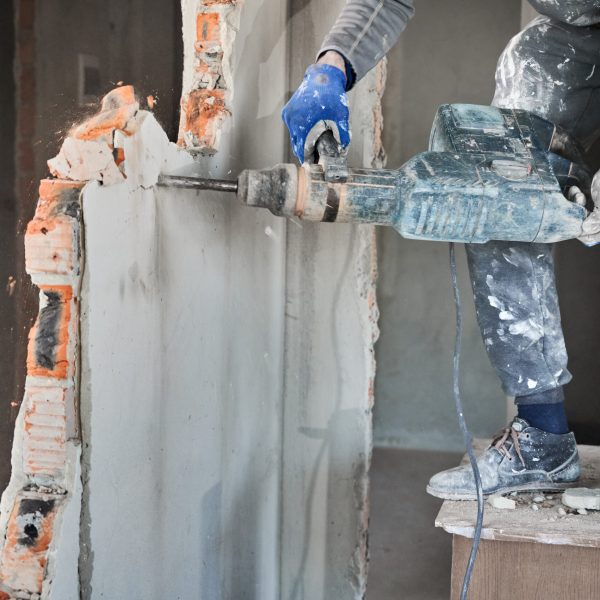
[161,104,592,244]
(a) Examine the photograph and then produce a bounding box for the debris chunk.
[578,508,588,515]
[562,488,600,511]
[48,138,123,185]
[488,494,516,510]
[533,495,545,503]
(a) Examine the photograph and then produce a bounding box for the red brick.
[0,494,58,593]
[23,387,68,478]
[38,179,84,205]
[196,12,221,44]
[181,89,230,151]
[26,286,74,380]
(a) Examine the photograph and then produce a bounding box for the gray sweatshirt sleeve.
[319,0,415,88]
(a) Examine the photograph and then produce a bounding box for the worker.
[282,0,600,500]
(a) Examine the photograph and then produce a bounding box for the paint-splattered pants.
[467,15,600,402]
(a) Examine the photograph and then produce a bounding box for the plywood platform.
[436,442,600,547]
[436,442,600,600]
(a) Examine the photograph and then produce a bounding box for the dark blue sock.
[516,389,569,434]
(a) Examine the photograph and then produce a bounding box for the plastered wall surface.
[280,3,382,598]
[79,3,288,591]
[81,178,289,599]
[376,0,522,451]
[79,2,380,599]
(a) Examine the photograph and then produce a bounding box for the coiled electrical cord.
[449,243,485,600]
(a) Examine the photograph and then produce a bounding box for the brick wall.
[178,0,243,153]
[0,174,83,599]
[0,86,139,600]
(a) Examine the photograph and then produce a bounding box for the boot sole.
[426,480,581,501]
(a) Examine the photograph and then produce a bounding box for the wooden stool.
[435,443,600,600]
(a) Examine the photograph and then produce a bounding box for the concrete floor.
[368,447,461,600]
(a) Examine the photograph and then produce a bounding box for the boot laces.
[491,424,525,467]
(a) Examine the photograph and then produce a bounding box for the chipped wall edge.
[0,86,192,600]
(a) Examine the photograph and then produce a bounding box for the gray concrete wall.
[375,0,522,450]
[79,2,380,598]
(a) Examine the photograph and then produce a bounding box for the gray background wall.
[375,0,523,450]
[0,1,17,491]
[34,0,181,179]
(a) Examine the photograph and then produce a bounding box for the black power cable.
[448,243,485,600]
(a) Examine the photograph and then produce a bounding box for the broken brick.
[0,494,59,593]
[196,12,222,46]
[38,179,84,210]
[179,1,243,152]
[66,86,138,147]
[180,89,230,152]
[26,215,78,280]
[101,84,136,112]
[22,387,68,479]
[26,286,73,380]
[71,104,138,142]
[48,137,124,185]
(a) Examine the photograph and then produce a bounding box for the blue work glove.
[282,63,351,164]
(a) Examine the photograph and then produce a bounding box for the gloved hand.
[577,170,600,246]
[282,63,351,164]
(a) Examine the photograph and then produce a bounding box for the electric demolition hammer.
[159,103,596,244]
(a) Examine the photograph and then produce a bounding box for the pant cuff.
[515,386,564,405]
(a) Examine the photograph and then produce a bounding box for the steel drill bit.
[157,175,238,193]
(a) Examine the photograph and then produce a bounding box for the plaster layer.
[280,3,384,597]
[79,3,288,597]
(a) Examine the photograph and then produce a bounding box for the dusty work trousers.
[467,16,600,401]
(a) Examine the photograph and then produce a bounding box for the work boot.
[426,418,580,500]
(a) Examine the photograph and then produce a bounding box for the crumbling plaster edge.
[75,123,194,600]
[348,59,386,597]
[178,0,245,152]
